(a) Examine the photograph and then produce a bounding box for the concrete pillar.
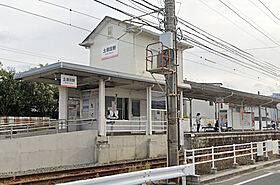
[146,86,152,135]
[241,103,244,131]
[180,91,184,146]
[58,86,68,120]
[265,108,268,127]
[189,98,193,132]
[259,106,262,130]
[98,79,106,136]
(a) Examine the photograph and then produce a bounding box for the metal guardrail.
[184,140,278,173]
[105,120,167,133]
[0,118,97,139]
[58,164,195,185]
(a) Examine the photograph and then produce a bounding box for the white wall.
[185,99,216,119]
[89,22,136,75]
[0,130,98,173]
[88,21,186,85]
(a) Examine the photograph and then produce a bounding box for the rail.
[184,140,279,173]
[58,164,195,185]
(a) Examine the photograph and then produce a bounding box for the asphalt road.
[208,163,280,185]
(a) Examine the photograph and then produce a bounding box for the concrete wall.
[95,134,167,164]
[183,131,280,149]
[0,130,98,173]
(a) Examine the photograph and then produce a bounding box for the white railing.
[0,118,97,139]
[184,140,279,173]
[106,120,146,133]
[152,120,167,132]
[58,164,195,185]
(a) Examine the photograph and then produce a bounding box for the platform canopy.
[183,80,280,108]
[14,62,191,92]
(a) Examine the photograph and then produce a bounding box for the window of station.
[105,96,128,120]
[132,99,140,117]
[151,91,166,110]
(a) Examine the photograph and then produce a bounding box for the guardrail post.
[10,127,13,139]
[184,149,187,164]
[232,144,238,169]
[210,146,217,174]
[250,142,255,164]
[264,141,269,161]
[277,140,280,159]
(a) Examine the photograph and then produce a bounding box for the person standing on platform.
[196,113,201,132]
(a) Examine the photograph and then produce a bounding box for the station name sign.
[61,74,77,88]
[216,97,224,103]
[101,43,118,60]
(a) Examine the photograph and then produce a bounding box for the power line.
[184,51,268,82]
[257,0,280,22]
[110,0,280,79]
[218,0,280,47]
[178,20,280,73]
[38,0,101,21]
[0,3,91,32]
[91,0,162,31]
[0,57,39,66]
[247,0,279,25]
[182,35,280,80]
[198,0,274,47]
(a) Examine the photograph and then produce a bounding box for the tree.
[0,63,58,118]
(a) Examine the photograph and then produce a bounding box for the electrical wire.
[198,0,273,47]
[38,0,101,21]
[182,35,280,80]
[218,0,280,47]
[91,0,162,31]
[0,57,39,66]
[257,0,280,22]
[0,3,91,32]
[110,0,280,79]
[247,0,279,25]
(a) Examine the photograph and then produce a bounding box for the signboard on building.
[61,74,77,88]
[276,103,280,110]
[101,43,118,60]
[216,97,224,103]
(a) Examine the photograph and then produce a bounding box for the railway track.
[0,156,184,185]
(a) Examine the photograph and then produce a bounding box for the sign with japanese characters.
[61,74,77,88]
[101,43,118,60]
[215,97,224,103]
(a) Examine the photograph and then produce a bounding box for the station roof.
[184,80,280,108]
[14,62,191,91]
[15,62,280,108]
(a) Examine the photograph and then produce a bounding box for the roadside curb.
[200,159,280,184]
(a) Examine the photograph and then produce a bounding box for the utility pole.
[164,0,179,170]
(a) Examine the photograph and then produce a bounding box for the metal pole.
[265,107,268,128]
[164,0,179,171]
[259,106,262,130]
[189,98,193,132]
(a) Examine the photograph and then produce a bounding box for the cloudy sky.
[0,0,280,95]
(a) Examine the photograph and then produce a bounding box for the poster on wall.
[89,98,96,118]
[243,112,253,127]
[68,100,78,120]
[219,110,228,127]
[101,43,118,60]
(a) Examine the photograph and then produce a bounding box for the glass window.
[152,91,166,109]
[132,99,140,117]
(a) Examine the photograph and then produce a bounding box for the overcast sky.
[1,0,280,95]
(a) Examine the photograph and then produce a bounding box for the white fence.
[184,140,279,173]
[105,120,167,134]
[59,164,195,185]
[0,118,97,139]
